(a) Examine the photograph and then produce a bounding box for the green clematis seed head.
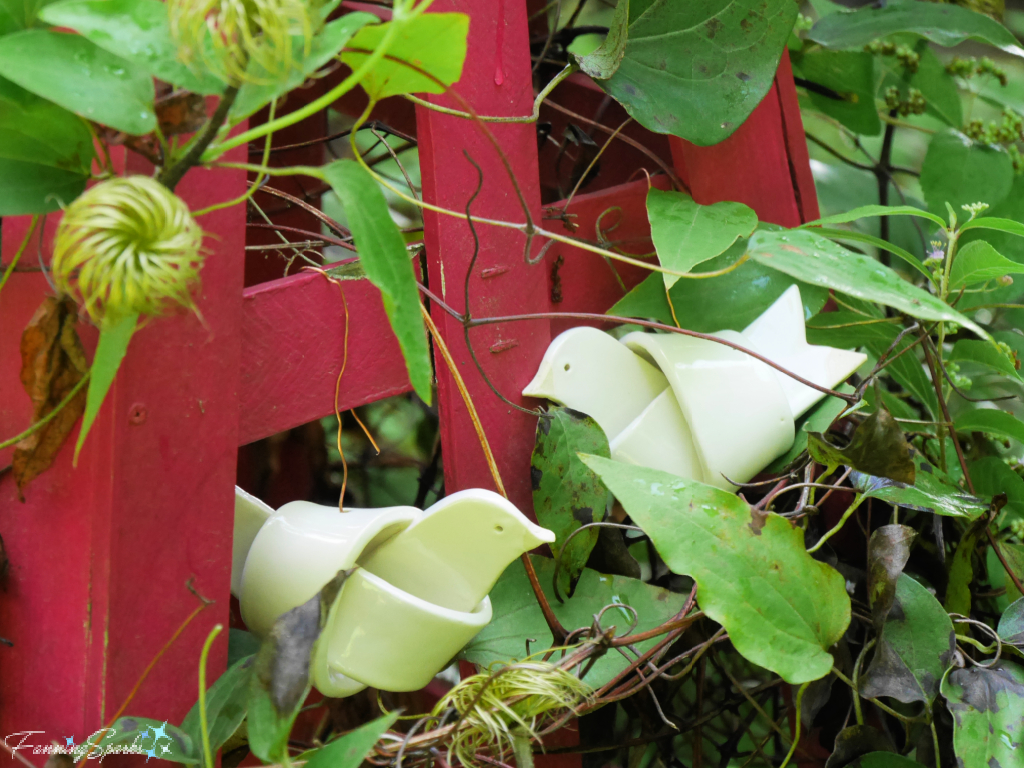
[52,176,205,327]
[168,0,323,86]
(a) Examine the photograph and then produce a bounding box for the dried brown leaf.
[12,297,88,498]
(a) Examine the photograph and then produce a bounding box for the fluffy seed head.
[168,0,322,85]
[434,661,594,767]
[52,176,204,327]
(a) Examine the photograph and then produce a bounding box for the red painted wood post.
[0,157,245,734]
[416,0,551,516]
[670,51,819,227]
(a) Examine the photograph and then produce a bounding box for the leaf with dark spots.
[572,0,628,80]
[807,405,915,484]
[599,0,799,145]
[941,661,1024,768]
[249,587,326,761]
[823,724,896,768]
[582,455,850,684]
[867,525,916,630]
[944,515,990,620]
[155,90,207,136]
[13,296,88,499]
[997,598,1024,646]
[531,407,611,597]
[851,449,988,519]
[861,574,955,704]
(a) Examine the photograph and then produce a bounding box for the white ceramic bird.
[523,286,866,489]
[231,487,554,697]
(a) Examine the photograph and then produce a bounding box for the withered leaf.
[808,405,915,485]
[867,525,916,630]
[823,724,896,768]
[13,297,88,499]
[156,90,207,136]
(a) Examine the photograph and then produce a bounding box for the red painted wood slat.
[0,158,245,735]
[415,0,551,516]
[238,270,412,445]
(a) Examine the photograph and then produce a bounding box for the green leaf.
[610,242,828,332]
[851,449,988,519]
[950,339,1023,383]
[747,228,990,340]
[572,0,629,80]
[792,48,880,135]
[646,188,757,289]
[803,204,946,231]
[340,13,468,100]
[970,456,1024,520]
[599,0,800,146]
[531,407,610,596]
[807,0,1021,50]
[814,227,932,281]
[90,717,198,763]
[75,313,138,462]
[956,409,1024,444]
[861,574,955,704]
[920,130,1014,219]
[0,31,155,135]
[950,240,1024,289]
[580,455,850,684]
[960,216,1024,238]
[38,0,223,95]
[942,661,1024,767]
[0,0,59,33]
[181,655,254,758]
[764,384,853,473]
[997,598,1024,645]
[806,313,939,418]
[808,405,915,484]
[321,160,432,403]
[233,12,375,120]
[461,555,689,689]
[0,88,95,214]
[945,516,989,619]
[304,713,398,768]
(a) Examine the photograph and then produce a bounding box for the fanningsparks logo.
[6,722,176,761]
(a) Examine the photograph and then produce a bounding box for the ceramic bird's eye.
[563,363,571,371]
[494,524,504,533]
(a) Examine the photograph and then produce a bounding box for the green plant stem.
[204,16,408,161]
[0,215,39,296]
[198,624,224,768]
[777,682,808,768]
[404,62,576,123]
[851,638,875,726]
[193,98,278,217]
[0,373,90,450]
[832,668,918,724]
[807,495,865,553]
[158,85,240,191]
[929,712,941,768]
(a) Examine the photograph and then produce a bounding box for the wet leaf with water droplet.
[942,661,1024,767]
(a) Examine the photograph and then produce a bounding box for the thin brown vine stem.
[465,311,859,404]
[562,117,632,212]
[246,222,357,251]
[921,337,971,485]
[545,101,686,192]
[371,127,419,202]
[711,650,796,750]
[254,184,351,237]
[420,303,567,642]
[259,120,417,155]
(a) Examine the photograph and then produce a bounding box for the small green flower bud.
[52,176,204,327]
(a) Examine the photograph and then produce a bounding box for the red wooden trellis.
[0,0,819,745]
